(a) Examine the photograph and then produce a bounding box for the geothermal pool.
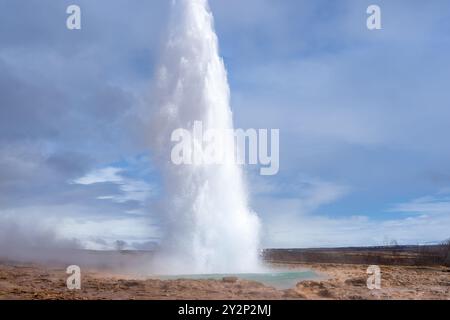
[158,270,319,289]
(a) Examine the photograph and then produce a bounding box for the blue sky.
[1,0,450,251]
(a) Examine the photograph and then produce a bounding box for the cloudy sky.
[1,0,450,252]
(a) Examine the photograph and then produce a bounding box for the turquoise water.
[159,270,318,289]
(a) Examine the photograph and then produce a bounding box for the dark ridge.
[262,244,450,266]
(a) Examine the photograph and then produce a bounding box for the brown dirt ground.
[0,260,449,300]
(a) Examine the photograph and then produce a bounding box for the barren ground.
[0,260,448,300]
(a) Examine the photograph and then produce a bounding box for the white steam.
[150,0,261,274]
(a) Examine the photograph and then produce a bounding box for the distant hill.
[263,244,450,266]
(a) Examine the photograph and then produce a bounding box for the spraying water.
[150,0,261,274]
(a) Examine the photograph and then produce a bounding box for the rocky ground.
[0,260,448,300]
[288,263,449,299]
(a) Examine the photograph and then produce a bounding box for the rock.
[282,289,306,299]
[297,280,324,288]
[318,289,334,298]
[119,280,141,287]
[345,277,366,287]
[222,276,238,283]
[348,295,364,300]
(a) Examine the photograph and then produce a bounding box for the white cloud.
[58,217,160,250]
[263,210,450,248]
[73,166,155,204]
[0,204,161,255]
[253,179,450,248]
[250,174,350,212]
[72,167,123,185]
[389,195,450,215]
[116,180,154,203]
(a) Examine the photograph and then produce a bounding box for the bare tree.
[442,239,450,266]
[115,240,127,252]
[389,239,399,247]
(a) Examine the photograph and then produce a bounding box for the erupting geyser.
[150,0,261,274]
